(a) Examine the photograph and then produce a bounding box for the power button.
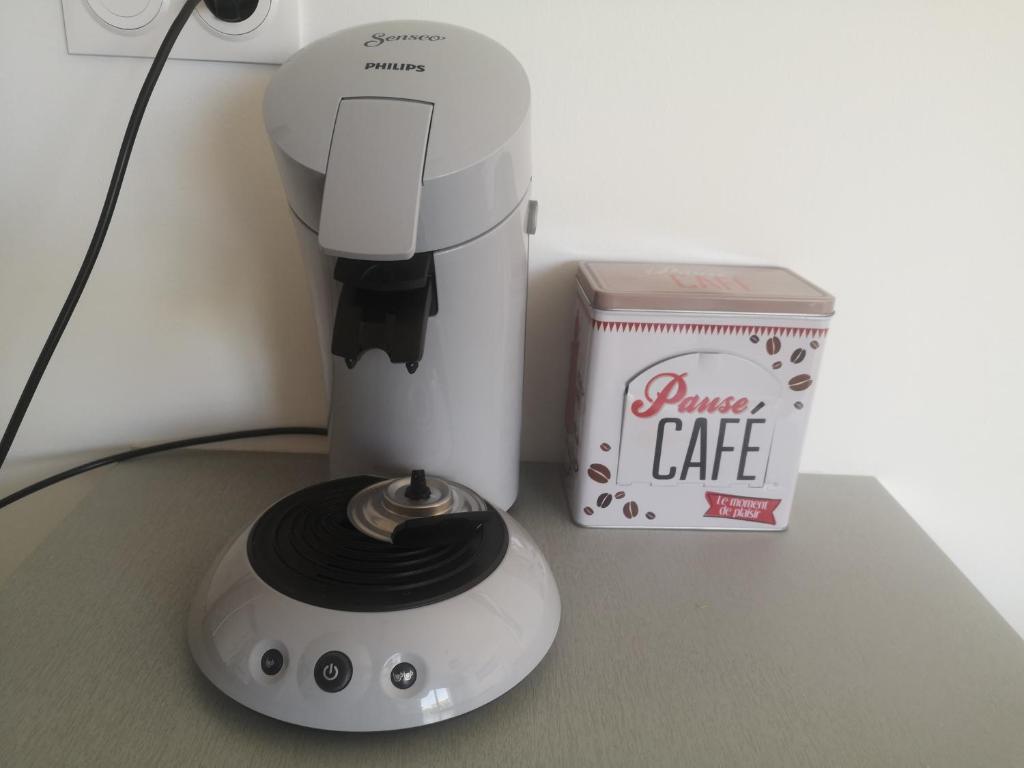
[314,651,352,693]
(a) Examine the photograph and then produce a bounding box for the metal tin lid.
[578,262,834,316]
[347,470,490,543]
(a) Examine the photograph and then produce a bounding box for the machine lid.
[318,98,434,260]
[264,21,532,257]
[578,262,835,316]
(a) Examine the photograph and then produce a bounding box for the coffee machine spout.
[331,252,439,372]
[315,98,438,371]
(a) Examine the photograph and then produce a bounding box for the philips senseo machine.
[266,20,536,509]
[188,23,559,732]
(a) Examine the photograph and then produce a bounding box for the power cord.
[0,0,327,510]
[0,428,326,511]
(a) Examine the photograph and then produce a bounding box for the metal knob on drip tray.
[347,470,492,545]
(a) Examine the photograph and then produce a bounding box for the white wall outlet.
[61,0,303,65]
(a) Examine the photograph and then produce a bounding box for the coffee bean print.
[772,361,782,370]
[599,442,611,452]
[587,463,611,483]
[614,491,626,499]
[794,401,804,410]
[810,340,820,349]
[749,334,760,343]
[645,511,656,520]
[766,337,781,355]
[790,348,807,364]
[789,374,813,392]
[583,506,594,516]
[623,501,639,519]
[596,493,613,508]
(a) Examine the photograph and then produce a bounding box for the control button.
[314,651,352,693]
[390,662,417,690]
[260,648,285,676]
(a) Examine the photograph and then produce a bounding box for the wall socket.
[61,0,303,65]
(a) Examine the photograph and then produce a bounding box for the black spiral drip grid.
[247,476,509,612]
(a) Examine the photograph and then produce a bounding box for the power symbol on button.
[314,651,352,693]
[260,648,284,676]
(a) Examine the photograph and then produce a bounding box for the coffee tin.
[564,262,834,530]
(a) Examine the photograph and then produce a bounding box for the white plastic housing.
[267,22,534,509]
[187,510,561,731]
[264,21,532,257]
[294,199,530,510]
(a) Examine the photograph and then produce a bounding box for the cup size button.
[314,651,352,693]
[260,649,284,676]
[390,662,417,690]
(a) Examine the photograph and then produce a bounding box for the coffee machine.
[268,19,537,509]
[187,21,560,731]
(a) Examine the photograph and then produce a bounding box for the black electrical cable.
[0,1,328,510]
[0,0,202,471]
[0,427,327,511]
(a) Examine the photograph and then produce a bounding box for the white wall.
[2,2,1023,636]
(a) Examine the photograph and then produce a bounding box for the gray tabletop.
[2,451,1022,767]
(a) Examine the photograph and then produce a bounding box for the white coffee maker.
[188,21,559,733]
[264,20,537,510]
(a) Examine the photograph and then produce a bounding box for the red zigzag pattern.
[591,320,829,337]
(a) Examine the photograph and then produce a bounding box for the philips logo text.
[365,62,426,72]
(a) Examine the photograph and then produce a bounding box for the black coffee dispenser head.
[331,252,439,373]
